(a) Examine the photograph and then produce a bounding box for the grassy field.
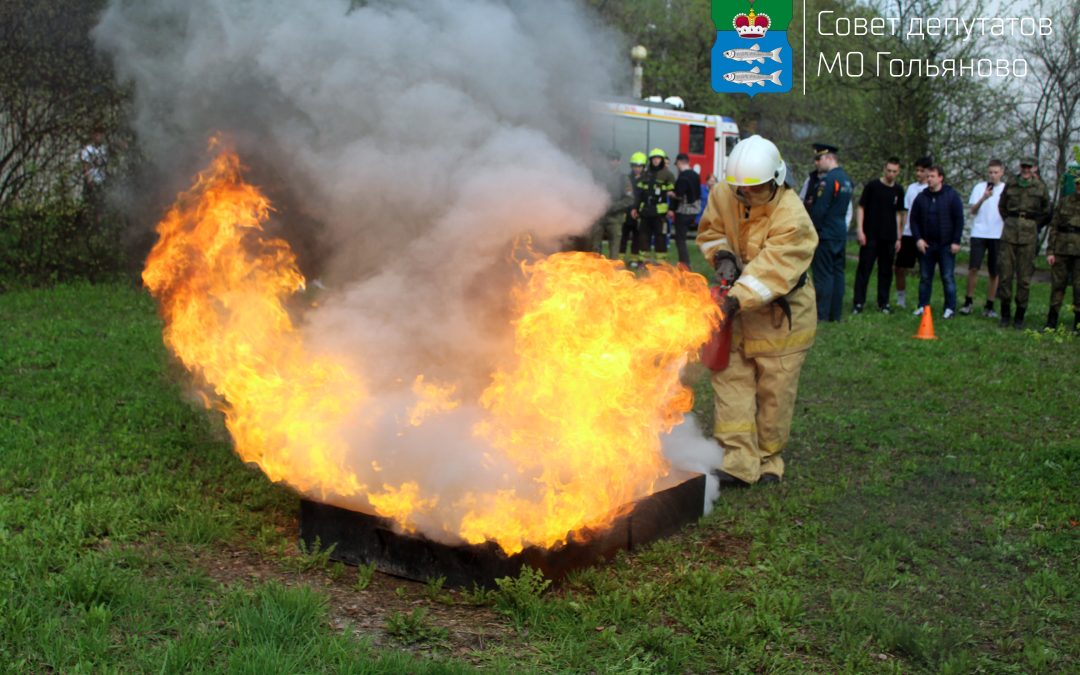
[1,256,1077,673]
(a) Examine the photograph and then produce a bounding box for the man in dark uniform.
[996,157,1050,329]
[631,148,676,264]
[809,145,854,321]
[619,152,647,265]
[591,149,633,258]
[799,143,833,213]
[1045,159,1080,332]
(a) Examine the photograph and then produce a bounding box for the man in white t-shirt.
[960,159,1006,316]
[894,156,932,308]
[80,127,109,226]
[80,128,108,187]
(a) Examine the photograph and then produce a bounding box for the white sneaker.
[896,292,907,308]
[943,309,955,319]
[913,307,924,316]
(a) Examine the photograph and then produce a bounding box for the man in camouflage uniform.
[1045,158,1080,332]
[591,149,634,258]
[996,157,1050,329]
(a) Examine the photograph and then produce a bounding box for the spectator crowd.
[579,141,1080,335]
[801,143,1079,332]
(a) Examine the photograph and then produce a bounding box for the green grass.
[1,264,1077,673]
[0,284,470,673]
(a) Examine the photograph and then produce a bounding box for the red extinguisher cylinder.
[702,285,732,371]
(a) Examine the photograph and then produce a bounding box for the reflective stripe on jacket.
[696,184,819,357]
[635,167,675,216]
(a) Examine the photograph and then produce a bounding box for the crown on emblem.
[733,9,771,39]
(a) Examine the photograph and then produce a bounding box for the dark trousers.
[619,214,640,256]
[1049,254,1080,312]
[998,239,1037,308]
[917,243,958,312]
[637,214,668,254]
[672,213,695,265]
[853,238,896,309]
[812,239,846,321]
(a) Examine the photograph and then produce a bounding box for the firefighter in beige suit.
[696,136,818,485]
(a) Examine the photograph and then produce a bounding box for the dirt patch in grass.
[699,529,752,560]
[193,542,515,661]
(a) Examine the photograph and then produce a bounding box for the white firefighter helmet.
[724,135,786,187]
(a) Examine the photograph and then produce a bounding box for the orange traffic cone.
[913,305,937,340]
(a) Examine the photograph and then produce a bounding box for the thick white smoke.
[662,417,723,512]
[95,0,622,384]
[95,0,720,541]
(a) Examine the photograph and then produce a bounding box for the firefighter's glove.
[718,294,740,332]
[712,250,741,286]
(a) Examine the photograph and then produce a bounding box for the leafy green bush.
[0,199,128,287]
[494,566,551,625]
[384,608,448,646]
[354,561,377,591]
[285,537,336,573]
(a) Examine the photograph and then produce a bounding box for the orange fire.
[144,142,719,554]
[464,252,718,552]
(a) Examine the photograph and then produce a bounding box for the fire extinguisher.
[702,283,734,371]
[701,252,740,372]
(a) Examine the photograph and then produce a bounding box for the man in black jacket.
[909,166,964,319]
[669,153,701,269]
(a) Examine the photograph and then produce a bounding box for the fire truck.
[589,99,740,185]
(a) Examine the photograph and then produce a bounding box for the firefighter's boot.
[1013,306,1026,330]
[999,301,1011,328]
[1045,308,1060,331]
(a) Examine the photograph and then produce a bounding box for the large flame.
[142,144,366,497]
[144,143,719,554]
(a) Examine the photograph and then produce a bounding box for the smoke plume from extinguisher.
[94,0,716,541]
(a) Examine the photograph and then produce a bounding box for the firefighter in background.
[696,135,818,486]
[632,148,675,264]
[620,152,647,266]
[591,149,633,259]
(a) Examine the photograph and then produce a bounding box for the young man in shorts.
[895,156,932,308]
[961,159,1005,316]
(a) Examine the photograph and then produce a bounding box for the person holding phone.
[961,159,1006,317]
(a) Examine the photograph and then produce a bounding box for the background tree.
[0,0,125,211]
[0,0,131,285]
[806,0,1011,188]
[588,0,1042,192]
[1011,1,1080,201]
[585,0,855,184]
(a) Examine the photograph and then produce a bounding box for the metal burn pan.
[298,471,705,588]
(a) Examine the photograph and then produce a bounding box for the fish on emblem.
[723,66,783,87]
[722,43,782,64]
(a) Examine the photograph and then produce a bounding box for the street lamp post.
[630,45,647,99]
